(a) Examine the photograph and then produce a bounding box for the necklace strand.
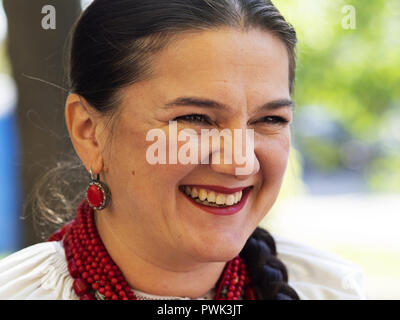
[48,199,257,300]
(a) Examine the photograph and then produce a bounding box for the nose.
[205,123,260,180]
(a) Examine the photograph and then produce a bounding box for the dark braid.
[240,227,300,300]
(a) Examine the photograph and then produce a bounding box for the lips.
[179,184,253,216]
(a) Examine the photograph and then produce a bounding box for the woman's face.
[100,28,293,265]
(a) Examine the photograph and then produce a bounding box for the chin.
[189,231,249,263]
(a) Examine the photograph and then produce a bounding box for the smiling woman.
[0,0,365,300]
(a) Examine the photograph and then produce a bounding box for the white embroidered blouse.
[0,236,366,300]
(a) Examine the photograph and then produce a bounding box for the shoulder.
[273,235,366,300]
[0,241,78,300]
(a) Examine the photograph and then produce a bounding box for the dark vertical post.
[3,0,82,247]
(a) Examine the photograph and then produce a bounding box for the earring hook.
[89,168,99,181]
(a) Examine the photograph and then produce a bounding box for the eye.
[173,113,212,125]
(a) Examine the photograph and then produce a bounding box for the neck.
[95,209,226,299]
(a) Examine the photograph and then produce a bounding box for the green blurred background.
[263,0,400,300]
[277,0,400,193]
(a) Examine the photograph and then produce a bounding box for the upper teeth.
[183,186,243,206]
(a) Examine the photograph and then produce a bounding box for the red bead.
[92,282,99,291]
[68,260,79,278]
[111,294,118,300]
[87,184,104,208]
[65,246,73,259]
[244,287,257,300]
[227,292,234,298]
[73,278,88,296]
[81,293,96,300]
[110,278,118,285]
[48,231,63,242]
[118,290,126,298]
[101,257,109,265]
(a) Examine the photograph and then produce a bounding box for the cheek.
[139,127,199,188]
[257,133,291,182]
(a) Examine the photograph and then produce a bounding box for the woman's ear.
[65,93,104,174]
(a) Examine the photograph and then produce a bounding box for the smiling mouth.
[178,185,253,208]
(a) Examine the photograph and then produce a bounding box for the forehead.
[150,27,290,99]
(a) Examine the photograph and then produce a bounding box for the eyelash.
[173,113,289,125]
[257,116,289,125]
[173,114,213,124]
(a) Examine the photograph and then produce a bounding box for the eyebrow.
[164,96,294,112]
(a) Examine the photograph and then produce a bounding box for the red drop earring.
[86,168,111,210]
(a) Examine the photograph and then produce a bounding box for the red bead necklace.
[48,199,257,300]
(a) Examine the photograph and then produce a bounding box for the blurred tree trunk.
[3,0,82,247]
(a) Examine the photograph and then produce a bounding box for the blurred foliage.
[274,0,400,192]
[279,147,308,199]
[366,154,400,192]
